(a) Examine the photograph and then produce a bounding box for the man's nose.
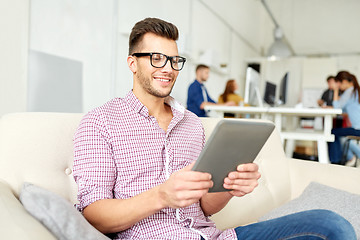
[162,59,173,72]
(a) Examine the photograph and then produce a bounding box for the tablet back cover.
[192,120,275,192]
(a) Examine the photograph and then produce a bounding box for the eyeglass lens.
[151,53,185,70]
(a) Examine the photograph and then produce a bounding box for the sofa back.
[0,113,291,228]
[0,112,83,203]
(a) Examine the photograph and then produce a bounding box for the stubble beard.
[137,70,175,98]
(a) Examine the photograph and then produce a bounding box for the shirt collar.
[124,91,149,116]
[195,79,204,86]
[124,90,185,118]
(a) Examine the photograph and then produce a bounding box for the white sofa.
[1,112,360,239]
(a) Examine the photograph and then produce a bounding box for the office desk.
[205,106,342,164]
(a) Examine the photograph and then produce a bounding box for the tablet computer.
[192,119,275,192]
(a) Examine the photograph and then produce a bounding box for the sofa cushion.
[19,182,110,240]
[259,182,360,238]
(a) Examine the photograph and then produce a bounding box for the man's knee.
[307,209,356,239]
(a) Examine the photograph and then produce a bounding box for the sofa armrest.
[0,180,56,240]
[288,158,360,199]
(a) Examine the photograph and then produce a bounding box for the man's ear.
[127,55,137,73]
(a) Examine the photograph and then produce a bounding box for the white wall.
[0,0,29,116]
[302,58,337,89]
[29,0,116,112]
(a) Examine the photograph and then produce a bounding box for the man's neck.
[196,78,204,84]
[132,89,173,131]
[146,97,169,117]
[133,89,165,114]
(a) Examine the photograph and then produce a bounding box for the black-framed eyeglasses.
[132,52,186,71]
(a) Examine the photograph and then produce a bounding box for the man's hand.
[158,162,213,209]
[223,163,260,197]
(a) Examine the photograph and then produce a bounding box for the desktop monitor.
[244,67,263,107]
[279,72,289,105]
[263,81,276,106]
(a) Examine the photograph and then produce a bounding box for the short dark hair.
[326,76,335,82]
[196,64,209,72]
[128,18,179,55]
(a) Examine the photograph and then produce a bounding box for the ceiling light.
[267,27,292,59]
[261,0,294,59]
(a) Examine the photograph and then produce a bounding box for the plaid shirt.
[73,91,236,240]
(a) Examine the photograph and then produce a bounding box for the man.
[73,18,355,239]
[318,75,344,128]
[187,65,235,117]
[318,75,341,107]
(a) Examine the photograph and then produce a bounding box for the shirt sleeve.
[321,90,328,101]
[73,111,116,212]
[205,88,216,103]
[207,94,216,103]
[333,89,351,110]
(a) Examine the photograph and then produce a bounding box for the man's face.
[198,68,210,82]
[327,78,336,89]
[129,33,179,98]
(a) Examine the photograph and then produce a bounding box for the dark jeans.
[328,127,360,164]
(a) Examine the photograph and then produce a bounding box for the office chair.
[341,135,360,166]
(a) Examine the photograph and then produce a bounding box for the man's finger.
[237,163,259,172]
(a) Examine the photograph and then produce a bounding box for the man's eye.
[152,54,163,61]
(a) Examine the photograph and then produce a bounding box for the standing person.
[73,18,355,240]
[328,71,360,165]
[218,79,243,105]
[187,65,235,117]
[317,75,341,107]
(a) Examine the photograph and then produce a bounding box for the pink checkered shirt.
[73,91,236,240]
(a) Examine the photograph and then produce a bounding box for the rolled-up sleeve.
[73,111,116,212]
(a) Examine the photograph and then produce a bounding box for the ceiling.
[264,0,360,57]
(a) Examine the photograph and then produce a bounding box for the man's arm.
[200,163,260,216]
[200,101,217,110]
[83,162,213,234]
[83,187,164,233]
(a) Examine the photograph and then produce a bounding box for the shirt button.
[65,168,72,175]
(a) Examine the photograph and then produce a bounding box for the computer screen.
[279,72,289,105]
[244,67,263,107]
[263,81,276,106]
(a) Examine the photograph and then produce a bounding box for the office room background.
[1,0,360,115]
